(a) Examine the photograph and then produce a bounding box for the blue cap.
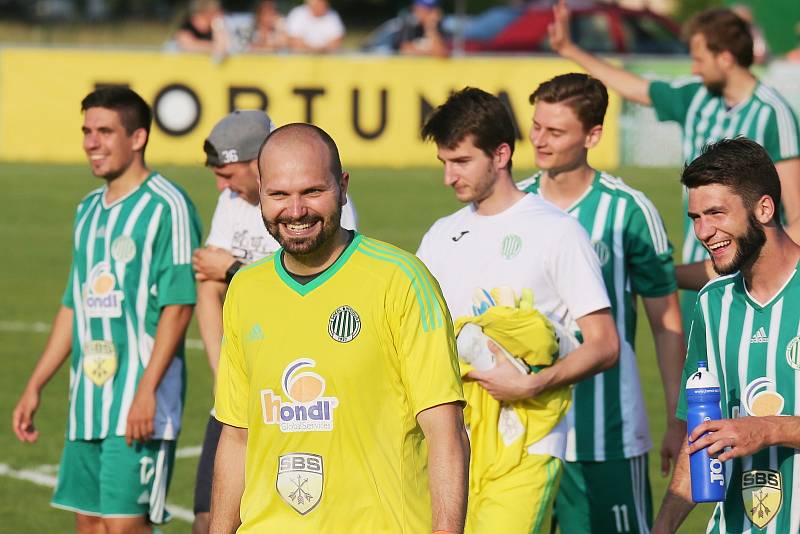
[414,0,439,7]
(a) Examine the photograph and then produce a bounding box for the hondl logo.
[84,262,124,318]
[261,358,338,432]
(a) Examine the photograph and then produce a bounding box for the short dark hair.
[682,138,781,223]
[686,8,754,68]
[529,73,608,131]
[259,123,343,181]
[421,87,516,171]
[81,86,152,138]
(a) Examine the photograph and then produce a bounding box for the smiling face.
[688,183,766,275]
[530,100,601,174]
[258,134,347,256]
[82,107,145,180]
[436,135,504,204]
[210,159,260,205]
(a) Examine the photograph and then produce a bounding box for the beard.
[703,78,724,96]
[263,204,342,256]
[709,213,766,275]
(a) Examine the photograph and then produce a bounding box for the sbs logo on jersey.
[500,234,523,260]
[328,305,361,343]
[785,336,800,371]
[742,469,782,529]
[261,358,339,432]
[276,453,324,515]
[84,262,124,318]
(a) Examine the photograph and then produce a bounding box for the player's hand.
[192,246,236,282]
[687,417,776,462]
[12,388,41,443]
[126,389,157,446]
[660,417,686,476]
[548,0,573,55]
[467,341,536,401]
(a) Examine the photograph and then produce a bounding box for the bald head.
[258,123,342,185]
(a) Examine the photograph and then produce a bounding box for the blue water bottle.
[686,360,726,502]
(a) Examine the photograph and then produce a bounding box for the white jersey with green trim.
[417,193,610,457]
[61,172,201,441]
[678,267,800,533]
[520,171,676,462]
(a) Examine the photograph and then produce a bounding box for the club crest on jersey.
[111,235,136,263]
[328,305,361,343]
[83,262,124,318]
[592,240,610,266]
[743,377,785,417]
[742,469,782,529]
[500,234,523,260]
[261,358,339,432]
[786,336,800,371]
[276,453,323,515]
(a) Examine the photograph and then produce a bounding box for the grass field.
[0,162,714,532]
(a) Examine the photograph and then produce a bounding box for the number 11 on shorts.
[611,504,630,532]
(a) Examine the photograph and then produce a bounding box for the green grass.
[0,162,712,532]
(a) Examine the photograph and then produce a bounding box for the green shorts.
[51,436,175,524]
[554,454,652,534]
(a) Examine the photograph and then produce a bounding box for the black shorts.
[193,415,223,515]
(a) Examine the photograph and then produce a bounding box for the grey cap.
[204,110,276,166]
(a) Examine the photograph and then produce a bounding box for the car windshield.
[620,14,687,54]
[460,6,525,41]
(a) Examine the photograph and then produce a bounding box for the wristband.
[225,260,244,284]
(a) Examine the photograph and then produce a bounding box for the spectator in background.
[286,0,345,53]
[250,0,289,52]
[731,4,769,64]
[175,0,229,56]
[395,0,449,57]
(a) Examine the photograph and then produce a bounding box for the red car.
[461,2,686,55]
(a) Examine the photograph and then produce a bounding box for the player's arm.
[197,280,228,375]
[548,0,651,105]
[688,415,800,462]
[642,293,687,475]
[776,158,800,244]
[12,305,73,443]
[652,437,695,533]
[675,260,716,291]
[126,304,193,445]
[210,424,247,533]
[193,246,240,282]
[417,403,469,534]
[470,309,619,401]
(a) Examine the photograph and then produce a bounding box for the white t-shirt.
[206,189,358,261]
[285,5,344,49]
[416,194,610,457]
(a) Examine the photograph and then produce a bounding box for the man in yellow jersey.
[210,123,470,533]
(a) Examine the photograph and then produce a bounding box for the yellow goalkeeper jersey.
[215,234,465,533]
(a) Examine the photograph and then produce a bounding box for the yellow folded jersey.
[454,306,571,495]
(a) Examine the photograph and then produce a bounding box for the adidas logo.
[750,327,768,344]
[246,323,265,342]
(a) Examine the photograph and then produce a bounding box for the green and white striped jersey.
[649,79,800,331]
[61,172,201,441]
[678,268,800,533]
[520,171,676,461]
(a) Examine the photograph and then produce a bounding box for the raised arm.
[12,305,73,442]
[549,0,652,105]
[642,293,687,475]
[416,402,469,534]
[210,424,247,533]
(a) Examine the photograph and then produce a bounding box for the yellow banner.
[0,47,618,168]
